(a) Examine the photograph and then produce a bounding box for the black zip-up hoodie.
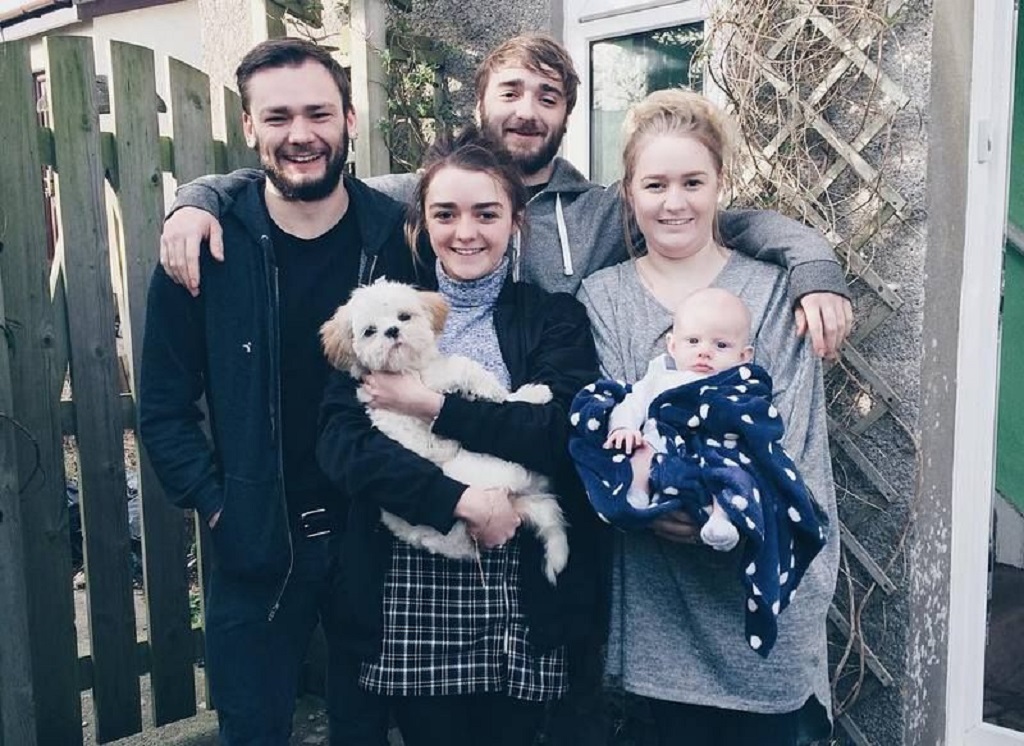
[139,174,418,602]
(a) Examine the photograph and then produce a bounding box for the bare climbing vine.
[701,1,918,739]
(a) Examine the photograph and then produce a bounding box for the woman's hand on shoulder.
[650,510,700,544]
[361,372,444,420]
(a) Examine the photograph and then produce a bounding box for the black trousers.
[543,639,609,745]
[204,533,390,746]
[392,692,547,746]
[647,697,801,746]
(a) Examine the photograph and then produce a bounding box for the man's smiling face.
[477,64,569,180]
[242,60,355,202]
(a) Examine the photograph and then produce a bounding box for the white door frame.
[561,0,710,181]
[946,0,1021,743]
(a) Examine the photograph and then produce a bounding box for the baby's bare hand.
[604,428,644,454]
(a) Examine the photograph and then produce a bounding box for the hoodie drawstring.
[555,194,573,277]
[512,190,574,282]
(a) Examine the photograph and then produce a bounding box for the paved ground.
[74,563,1024,744]
[83,689,329,746]
[74,588,404,746]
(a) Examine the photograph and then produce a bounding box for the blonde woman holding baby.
[577,89,841,744]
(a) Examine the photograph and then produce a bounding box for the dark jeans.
[392,693,547,746]
[543,639,609,745]
[647,697,800,746]
[204,532,390,746]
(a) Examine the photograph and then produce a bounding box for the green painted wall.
[996,21,1024,513]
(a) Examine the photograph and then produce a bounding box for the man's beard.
[483,112,566,177]
[510,129,564,176]
[261,132,348,202]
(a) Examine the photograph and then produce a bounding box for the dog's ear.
[421,292,449,335]
[320,303,357,372]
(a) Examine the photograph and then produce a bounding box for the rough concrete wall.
[199,0,260,93]
[198,0,264,132]
[904,0,971,741]
[397,0,560,125]
[821,1,932,741]
[703,1,939,741]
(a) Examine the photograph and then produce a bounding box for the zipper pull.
[473,538,487,589]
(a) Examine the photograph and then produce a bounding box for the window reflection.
[589,22,703,184]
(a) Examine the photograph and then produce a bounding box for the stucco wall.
[831,2,934,743]
[197,0,263,100]
[908,0,971,740]
[390,0,560,124]
[25,1,202,73]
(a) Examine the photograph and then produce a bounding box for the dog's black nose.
[384,326,400,339]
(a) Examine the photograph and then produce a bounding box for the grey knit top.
[436,256,511,388]
[577,251,839,724]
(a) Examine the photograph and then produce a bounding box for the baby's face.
[667,300,752,375]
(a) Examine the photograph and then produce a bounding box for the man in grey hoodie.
[160,34,852,358]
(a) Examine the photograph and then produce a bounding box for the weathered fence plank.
[0,39,82,746]
[45,35,141,743]
[110,40,197,727]
[169,58,216,183]
[0,278,38,746]
[224,87,258,172]
[168,55,219,712]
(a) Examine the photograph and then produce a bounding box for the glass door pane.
[589,22,703,184]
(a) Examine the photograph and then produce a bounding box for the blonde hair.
[619,89,735,255]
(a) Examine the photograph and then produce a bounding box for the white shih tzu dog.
[319,279,568,584]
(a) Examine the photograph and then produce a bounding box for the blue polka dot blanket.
[569,363,829,656]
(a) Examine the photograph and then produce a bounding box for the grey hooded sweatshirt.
[168,158,848,300]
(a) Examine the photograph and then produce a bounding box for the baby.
[604,287,753,551]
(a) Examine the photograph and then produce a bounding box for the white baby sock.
[701,508,739,551]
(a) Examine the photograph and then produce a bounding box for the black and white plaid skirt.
[360,536,567,702]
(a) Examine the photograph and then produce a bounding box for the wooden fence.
[0,36,257,745]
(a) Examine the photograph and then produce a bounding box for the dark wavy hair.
[236,38,352,114]
[405,126,529,264]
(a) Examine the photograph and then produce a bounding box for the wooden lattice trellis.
[705,1,916,743]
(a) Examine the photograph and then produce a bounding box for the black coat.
[317,277,610,657]
[139,174,419,604]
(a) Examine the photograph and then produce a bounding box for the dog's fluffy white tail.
[512,494,569,585]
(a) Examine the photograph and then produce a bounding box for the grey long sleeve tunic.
[577,251,839,722]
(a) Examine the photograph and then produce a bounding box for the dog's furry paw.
[508,383,552,405]
[379,510,477,560]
